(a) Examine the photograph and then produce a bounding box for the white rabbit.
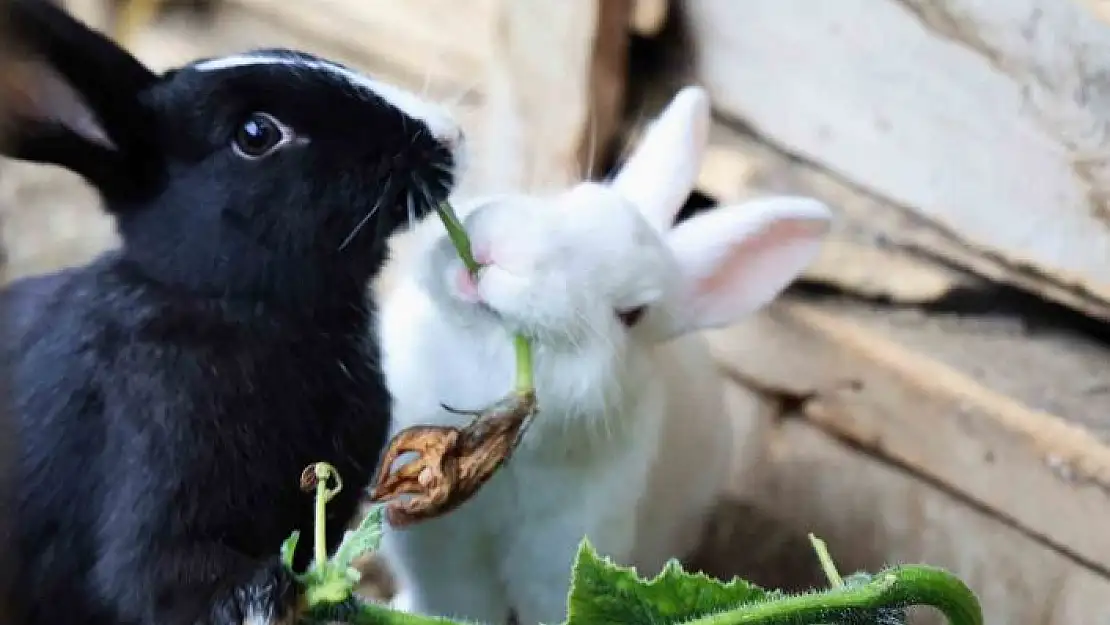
[376,86,832,625]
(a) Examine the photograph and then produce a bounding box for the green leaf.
[332,504,384,572]
[281,530,301,571]
[566,538,774,625]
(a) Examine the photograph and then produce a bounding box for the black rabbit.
[0,1,463,624]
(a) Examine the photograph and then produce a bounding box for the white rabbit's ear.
[660,196,832,338]
[611,86,711,233]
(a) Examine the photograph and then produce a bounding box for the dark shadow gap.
[789,279,1110,348]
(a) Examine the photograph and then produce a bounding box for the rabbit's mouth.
[450,264,503,318]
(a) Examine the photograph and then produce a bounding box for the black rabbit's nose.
[444,129,468,177]
[437,127,465,167]
[443,126,464,150]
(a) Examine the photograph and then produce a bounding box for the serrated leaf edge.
[567,537,783,625]
[571,537,775,599]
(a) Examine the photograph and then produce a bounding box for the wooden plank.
[685,0,1110,316]
[615,84,989,306]
[703,298,1110,575]
[694,112,1110,317]
[695,118,985,305]
[470,0,631,195]
[631,0,668,37]
[719,388,1110,625]
[582,0,632,180]
[226,0,494,98]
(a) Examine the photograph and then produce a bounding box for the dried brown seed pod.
[367,391,536,527]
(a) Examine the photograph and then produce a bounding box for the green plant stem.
[807,533,843,588]
[435,202,482,274]
[307,563,980,625]
[513,333,534,395]
[311,463,341,570]
[436,201,536,396]
[314,475,328,568]
[683,565,982,625]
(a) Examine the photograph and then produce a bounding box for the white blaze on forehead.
[191,54,462,145]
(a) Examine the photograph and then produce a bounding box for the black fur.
[1,1,458,624]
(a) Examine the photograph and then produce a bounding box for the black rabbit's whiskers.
[338,189,387,251]
[338,172,446,252]
[415,180,438,222]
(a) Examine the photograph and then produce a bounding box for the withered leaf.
[367,391,537,527]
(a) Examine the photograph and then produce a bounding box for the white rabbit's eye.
[232,112,289,159]
[616,305,646,329]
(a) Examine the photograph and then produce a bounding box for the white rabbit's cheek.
[478,267,532,319]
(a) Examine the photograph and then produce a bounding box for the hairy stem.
[807,533,843,588]
[684,565,982,625]
[306,563,981,625]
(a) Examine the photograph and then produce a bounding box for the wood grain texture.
[686,0,1110,316]
[631,0,667,36]
[580,0,632,179]
[696,118,985,305]
[227,0,493,97]
[473,0,630,194]
[706,299,1110,574]
[724,396,1110,625]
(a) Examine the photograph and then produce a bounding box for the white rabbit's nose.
[452,265,483,303]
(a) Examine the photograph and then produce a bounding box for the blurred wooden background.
[3,1,1110,623]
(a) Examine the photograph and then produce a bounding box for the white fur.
[376,86,833,625]
[191,54,461,146]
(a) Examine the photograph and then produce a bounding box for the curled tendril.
[301,462,342,501]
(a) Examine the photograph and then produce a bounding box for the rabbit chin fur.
[374,84,832,625]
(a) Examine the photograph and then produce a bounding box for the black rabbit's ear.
[2,0,160,196]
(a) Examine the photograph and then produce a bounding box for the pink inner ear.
[693,218,826,303]
[6,57,113,149]
[3,61,38,119]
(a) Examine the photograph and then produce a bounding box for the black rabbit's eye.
[232,112,287,159]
